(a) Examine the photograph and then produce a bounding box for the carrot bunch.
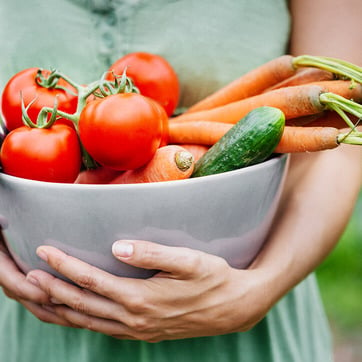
[169,54,362,154]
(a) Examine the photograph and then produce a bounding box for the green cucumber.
[191,106,285,177]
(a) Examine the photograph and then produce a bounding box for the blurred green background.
[316,190,362,359]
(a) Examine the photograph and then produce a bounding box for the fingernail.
[26,274,40,287]
[36,248,48,262]
[112,241,134,258]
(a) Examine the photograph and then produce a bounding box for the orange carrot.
[110,145,194,184]
[187,54,362,113]
[75,167,122,184]
[307,113,360,128]
[166,120,360,153]
[173,81,362,124]
[287,111,359,129]
[265,68,334,91]
[186,55,296,113]
[309,80,362,99]
[169,121,232,145]
[274,126,340,153]
[286,113,324,126]
[177,144,209,161]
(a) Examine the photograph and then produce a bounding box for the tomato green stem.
[44,98,59,128]
[35,69,77,96]
[21,95,38,128]
[79,141,99,169]
[293,55,362,83]
[36,69,60,89]
[38,107,79,126]
[92,70,139,98]
[45,70,81,91]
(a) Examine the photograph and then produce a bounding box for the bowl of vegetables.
[1,52,361,280]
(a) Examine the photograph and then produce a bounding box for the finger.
[112,240,207,277]
[0,232,10,255]
[2,287,18,300]
[34,246,145,302]
[0,249,50,304]
[19,299,77,328]
[26,269,127,322]
[53,306,156,342]
[27,268,166,341]
[55,306,128,335]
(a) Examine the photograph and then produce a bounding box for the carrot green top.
[0,1,333,362]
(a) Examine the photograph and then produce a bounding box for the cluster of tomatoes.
[0,52,180,183]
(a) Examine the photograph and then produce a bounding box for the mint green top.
[0,1,333,361]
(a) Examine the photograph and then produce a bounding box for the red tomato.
[151,98,169,147]
[78,93,164,171]
[0,124,81,183]
[160,114,169,147]
[1,68,78,131]
[108,52,180,117]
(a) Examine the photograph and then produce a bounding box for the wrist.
[247,255,296,308]
[228,267,282,332]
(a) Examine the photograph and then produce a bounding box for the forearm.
[250,147,362,302]
[289,0,362,64]
[247,0,362,306]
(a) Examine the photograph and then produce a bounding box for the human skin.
[1,0,362,341]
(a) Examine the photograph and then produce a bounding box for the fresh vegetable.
[173,81,362,124]
[19,68,141,170]
[169,120,362,154]
[186,55,362,113]
[177,144,209,162]
[78,93,164,170]
[186,55,295,113]
[265,68,334,91]
[108,52,180,116]
[0,124,81,183]
[274,126,362,153]
[287,111,358,129]
[169,121,232,145]
[1,68,78,131]
[110,145,194,184]
[191,107,285,177]
[274,126,339,153]
[156,102,170,147]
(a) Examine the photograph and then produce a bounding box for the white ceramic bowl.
[0,154,289,279]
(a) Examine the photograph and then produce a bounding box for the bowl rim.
[0,154,288,190]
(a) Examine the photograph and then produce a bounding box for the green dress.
[0,1,333,361]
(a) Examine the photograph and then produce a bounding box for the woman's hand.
[0,230,77,328]
[26,240,274,342]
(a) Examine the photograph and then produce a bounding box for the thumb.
[112,240,203,277]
